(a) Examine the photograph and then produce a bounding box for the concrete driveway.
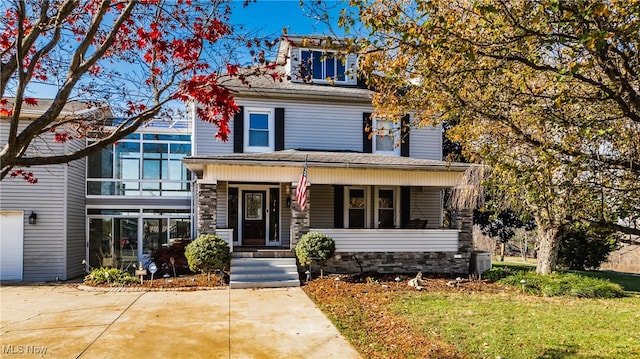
[0,284,361,358]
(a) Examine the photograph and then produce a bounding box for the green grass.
[491,259,640,293]
[392,291,640,359]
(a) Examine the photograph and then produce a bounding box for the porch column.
[197,180,217,235]
[290,183,310,249]
[458,208,473,252]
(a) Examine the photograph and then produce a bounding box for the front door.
[242,191,266,245]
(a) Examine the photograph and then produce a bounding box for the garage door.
[0,211,24,281]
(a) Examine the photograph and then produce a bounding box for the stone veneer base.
[314,252,471,275]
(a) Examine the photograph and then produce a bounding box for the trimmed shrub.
[295,232,336,267]
[483,266,518,282]
[184,234,231,277]
[84,267,140,286]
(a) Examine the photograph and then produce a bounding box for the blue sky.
[229,0,346,38]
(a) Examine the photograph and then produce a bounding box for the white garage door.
[0,211,24,281]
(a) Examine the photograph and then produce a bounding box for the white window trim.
[372,117,401,156]
[299,49,350,84]
[373,186,400,229]
[243,108,275,153]
[343,186,371,229]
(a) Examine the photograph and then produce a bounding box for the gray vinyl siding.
[410,187,443,228]
[217,181,228,228]
[280,183,291,247]
[65,153,87,280]
[193,120,234,155]
[0,123,70,281]
[310,185,334,228]
[193,99,372,155]
[0,164,66,281]
[409,125,443,160]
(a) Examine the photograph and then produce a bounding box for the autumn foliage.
[1,0,279,180]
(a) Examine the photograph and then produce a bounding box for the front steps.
[230,251,300,289]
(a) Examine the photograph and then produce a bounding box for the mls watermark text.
[2,345,48,355]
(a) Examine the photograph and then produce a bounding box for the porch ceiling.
[184,150,471,187]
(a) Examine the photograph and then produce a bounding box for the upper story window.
[87,133,192,197]
[300,50,347,83]
[244,108,274,152]
[373,118,400,156]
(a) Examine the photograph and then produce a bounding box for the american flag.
[295,164,308,211]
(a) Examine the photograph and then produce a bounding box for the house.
[0,36,474,284]
[183,36,474,286]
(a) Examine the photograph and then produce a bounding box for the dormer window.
[300,50,347,83]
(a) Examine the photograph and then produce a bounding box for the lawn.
[303,272,640,359]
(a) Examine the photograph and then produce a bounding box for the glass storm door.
[242,191,266,245]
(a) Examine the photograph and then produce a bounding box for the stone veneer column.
[458,208,473,252]
[197,181,217,235]
[290,183,310,248]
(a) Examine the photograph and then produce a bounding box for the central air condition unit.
[470,251,492,275]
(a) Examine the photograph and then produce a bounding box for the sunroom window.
[87,133,191,196]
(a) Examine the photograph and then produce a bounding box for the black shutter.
[334,185,344,228]
[400,114,410,157]
[275,107,285,151]
[363,112,372,153]
[401,186,411,227]
[233,106,244,153]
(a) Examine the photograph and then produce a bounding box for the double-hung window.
[244,108,274,152]
[372,118,400,155]
[300,50,347,83]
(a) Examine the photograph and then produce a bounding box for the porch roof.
[183,150,471,187]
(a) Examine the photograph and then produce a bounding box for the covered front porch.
[183,150,473,275]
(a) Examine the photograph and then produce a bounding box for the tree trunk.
[536,226,561,274]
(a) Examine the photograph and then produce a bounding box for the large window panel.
[300,49,348,82]
[115,142,140,180]
[88,145,113,178]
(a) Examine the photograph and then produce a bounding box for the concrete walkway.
[0,284,361,358]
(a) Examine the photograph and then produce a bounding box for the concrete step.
[230,257,300,289]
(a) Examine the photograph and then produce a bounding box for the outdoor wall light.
[286,197,292,208]
[28,211,37,224]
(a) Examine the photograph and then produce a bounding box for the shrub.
[184,234,230,278]
[557,224,620,270]
[498,272,625,298]
[295,232,336,267]
[151,239,193,277]
[483,266,517,282]
[84,267,140,286]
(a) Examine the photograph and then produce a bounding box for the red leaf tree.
[1,0,278,181]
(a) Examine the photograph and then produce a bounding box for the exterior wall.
[65,150,87,280]
[320,252,471,275]
[280,183,291,247]
[309,185,334,228]
[409,124,443,160]
[410,188,443,228]
[193,98,443,159]
[0,168,66,281]
[0,123,69,281]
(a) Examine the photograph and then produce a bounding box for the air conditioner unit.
[470,251,492,274]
